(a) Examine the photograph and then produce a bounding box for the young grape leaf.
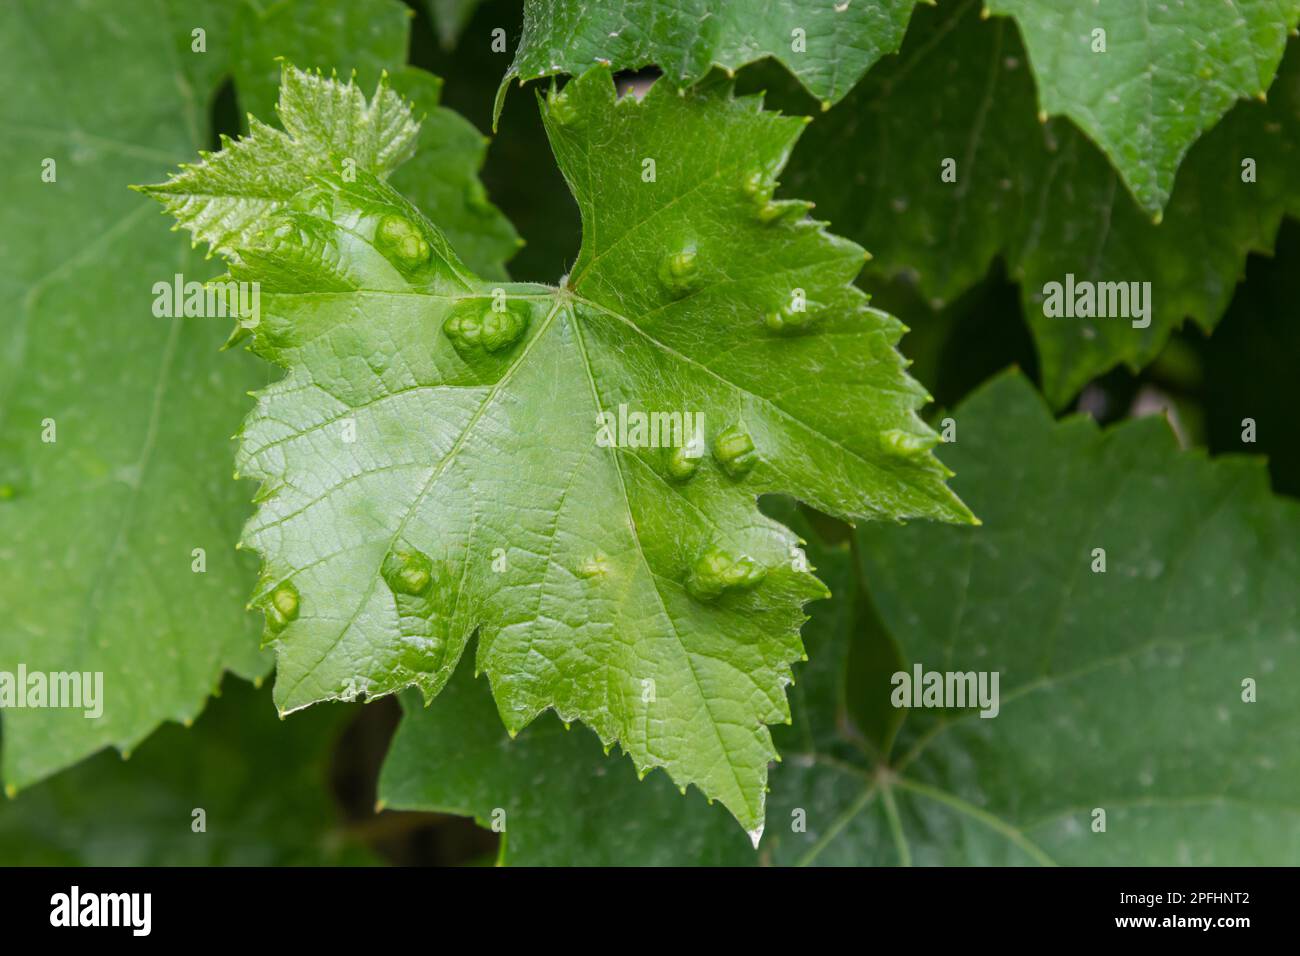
[497,0,923,123]
[0,0,515,791]
[0,677,371,865]
[228,0,522,278]
[144,64,973,834]
[785,0,1300,406]
[390,373,1300,864]
[987,0,1300,215]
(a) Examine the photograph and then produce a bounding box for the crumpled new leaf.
[144,64,971,834]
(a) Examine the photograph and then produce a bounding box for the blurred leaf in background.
[0,678,369,865]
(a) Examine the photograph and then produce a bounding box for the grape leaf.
[497,0,923,124]
[0,677,370,865]
[144,64,972,834]
[987,0,1300,215]
[856,372,1300,865]
[230,0,412,121]
[389,373,1300,864]
[0,0,268,792]
[0,0,515,791]
[785,0,1300,405]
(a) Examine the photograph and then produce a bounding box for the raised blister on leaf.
[713,424,758,478]
[374,213,431,268]
[658,245,702,297]
[686,546,766,602]
[382,548,434,596]
[267,581,300,633]
[665,442,701,482]
[880,428,939,459]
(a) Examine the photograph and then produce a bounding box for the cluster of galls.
[442,298,531,355]
[373,213,431,269]
[669,423,768,602]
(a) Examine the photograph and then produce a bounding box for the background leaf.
[0,0,267,790]
[499,0,923,119]
[780,0,1300,405]
[987,0,1300,214]
[0,677,370,865]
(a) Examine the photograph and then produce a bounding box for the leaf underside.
[144,64,971,832]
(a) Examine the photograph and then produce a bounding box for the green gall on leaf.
[665,442,702,482]
[374,213,431,268]
[442,298,530,355]
[741,169,775,205]
[765,305,820,334]
[879,428,939,459]
[267,580,300,633]
[713,424,758,478]
[658,246,702,296]
[545,86,583,128]
[686,546,766,602]
[576,553,609,579]
[480,306,529,352]
[382,548,434,596]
